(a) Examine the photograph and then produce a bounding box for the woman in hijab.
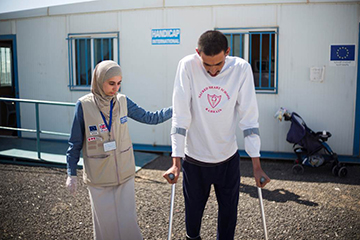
[65,60,172,240]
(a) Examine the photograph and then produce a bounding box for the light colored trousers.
[88,177,143,240]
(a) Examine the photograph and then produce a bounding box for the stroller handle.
[274,107,292,121]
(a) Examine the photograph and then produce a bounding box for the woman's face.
[102,76,122,96]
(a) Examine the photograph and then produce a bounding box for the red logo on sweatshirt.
[199,86,230,114]
[207,94,221,108]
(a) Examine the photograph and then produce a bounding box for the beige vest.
[79,93,135,187]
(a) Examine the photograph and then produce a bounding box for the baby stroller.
[275,108,347,177]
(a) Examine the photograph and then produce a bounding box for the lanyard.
[100,100,113,133]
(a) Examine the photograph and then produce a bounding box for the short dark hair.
[197,30,228,56]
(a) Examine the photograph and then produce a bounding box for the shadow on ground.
[240,183,319,206]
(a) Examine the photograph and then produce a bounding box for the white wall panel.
[165,0,305,7]
[67,12,119,33]
[49,0,163,16]
[15,16,74,139]
[214,5,278,28]
[0,8,48,20]
[0,21,14,34]
[119,7,214,146]
[119,9,173,146]
[274,4,359,155]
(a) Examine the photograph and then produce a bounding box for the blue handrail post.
[35,103,41,160]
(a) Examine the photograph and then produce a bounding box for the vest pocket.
[84,154,118,185]
[117,145,135,183]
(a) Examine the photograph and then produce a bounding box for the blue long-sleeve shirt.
[66,96,172,176]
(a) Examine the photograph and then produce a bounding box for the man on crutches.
[163,30,270,240]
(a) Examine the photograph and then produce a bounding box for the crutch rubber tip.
[168,173,175,180]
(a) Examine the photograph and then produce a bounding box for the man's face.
[197,47,230,77]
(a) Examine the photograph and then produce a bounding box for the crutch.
[257,177,268,240]
[167,173,176,240]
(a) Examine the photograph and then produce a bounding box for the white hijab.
[91,60,122,121]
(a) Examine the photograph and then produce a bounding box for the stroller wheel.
[332,165,340,176]
[338,166,347,177]
[292,164,304,175]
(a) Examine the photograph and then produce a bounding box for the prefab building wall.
[0,0,359,159]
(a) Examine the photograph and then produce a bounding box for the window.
[0,46,12,87]
[218,28,278,93]
[67,32,120,90]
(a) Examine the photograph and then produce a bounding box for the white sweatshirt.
[171,53,261,163]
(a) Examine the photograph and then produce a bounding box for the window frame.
[216,27,279,94]
[67,31,120,91]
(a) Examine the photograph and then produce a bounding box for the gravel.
[0,155,359,240]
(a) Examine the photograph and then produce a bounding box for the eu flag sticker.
[89,125,98,135]
[330,45,355,67]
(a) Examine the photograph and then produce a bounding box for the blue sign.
[152,28,180,45]
[330,45,355,61]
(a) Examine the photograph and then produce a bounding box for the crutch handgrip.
[260,177,266,184]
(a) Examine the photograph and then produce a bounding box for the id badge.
[103,141,116,152]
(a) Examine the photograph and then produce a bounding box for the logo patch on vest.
[87,137,96,142]
[120,116,128,124]
[87,136,103,142]
[99,123,108,132]
[88,125,98,135]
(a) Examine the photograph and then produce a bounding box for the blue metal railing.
[0,97,75,160]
